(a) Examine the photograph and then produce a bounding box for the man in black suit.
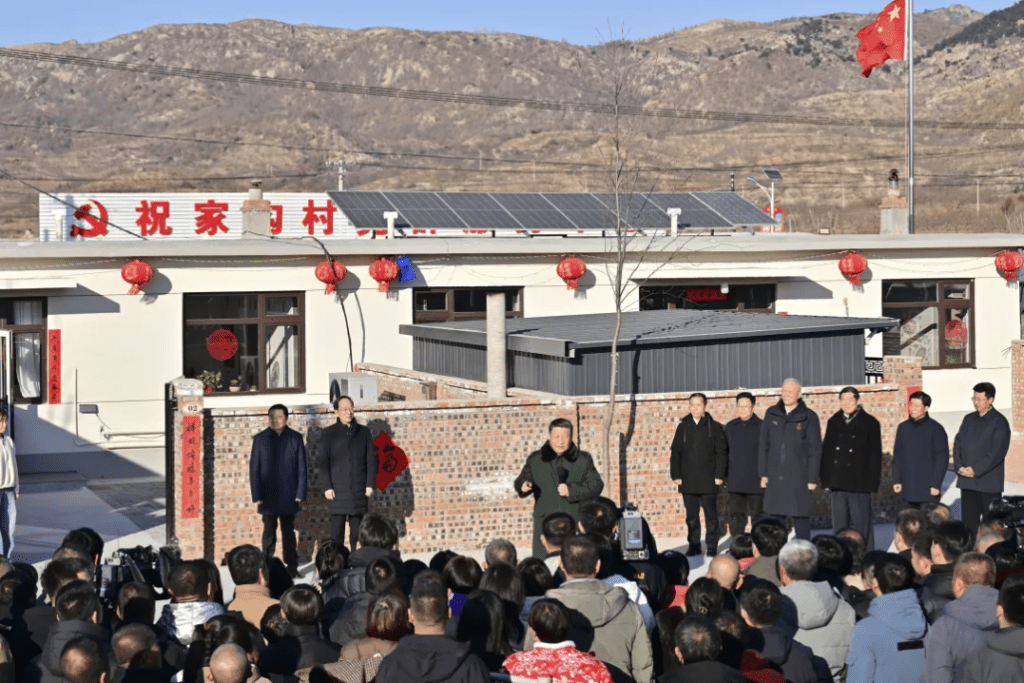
[317,396,377,552]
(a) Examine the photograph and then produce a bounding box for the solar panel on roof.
[646,193,731,228]
[504,210,579,231]
[490,193,557,211]
[381,192,450,210]
[454,209,523,229]
[541,193,607,211]
[341,209,406,229]
[330,191,395,210]
[592,194,670,230]
[693,192,775,225]
[435,193,505,211]
[398,208,467,229]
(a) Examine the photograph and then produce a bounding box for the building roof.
[399,309,897,358]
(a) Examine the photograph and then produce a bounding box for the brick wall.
[355,363,558,402]
[1013,341,1024,435]
[178,357,923,561]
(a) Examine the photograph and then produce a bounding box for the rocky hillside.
[3,3,1023,237]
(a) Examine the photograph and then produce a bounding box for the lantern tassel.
[378,281,391,293]
[848,274,861,286]
[128,284,142,295]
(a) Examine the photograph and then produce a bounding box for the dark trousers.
[330,513,363,552]
[901,494,940,511]
[832,491,875,551]
[961,489,999,539]
[262,514,297,570]
[728,492,763,537]
[773,515,811,541]
[683,493,720,552]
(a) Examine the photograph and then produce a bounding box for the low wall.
[172,356,925,561]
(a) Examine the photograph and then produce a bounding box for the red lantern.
[207,329,238,361]
[995,250,1023,281]
[838,251,868,286]
[945,319,968,349]
[368,257,400,293]
[121,259,154,295]
[315,259,347,294]
[557,257,587,290]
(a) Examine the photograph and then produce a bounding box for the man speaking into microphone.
[515,418,604,559]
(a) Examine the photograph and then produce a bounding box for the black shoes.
[685,546,703,557]
[287,566,301,579]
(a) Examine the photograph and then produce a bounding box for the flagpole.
[907,0,915,234]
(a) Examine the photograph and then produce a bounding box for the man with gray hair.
[777,539,855,680]
[209,644,251,683]
[483,538,517,568]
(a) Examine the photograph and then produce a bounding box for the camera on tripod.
[96,545,179,603]
[618,502,650,561]
[988,496,1024,528]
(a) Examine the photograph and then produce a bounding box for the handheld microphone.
[557,467,568,484]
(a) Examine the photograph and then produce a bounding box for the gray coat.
[923,583,999,683]
[960,625,1024,683]
[779,579,856,681]
[758,399,823,517]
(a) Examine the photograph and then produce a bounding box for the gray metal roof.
[399,309,897,358]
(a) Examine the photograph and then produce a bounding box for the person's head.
[953,551,997,598]
[457,589,513,660]
[560,536,600,579]
[972,382,996,414]
[479,562,526,612]
[812,535,852,576]
[366,557,403,596]
[997,573,1024,627]
[541,512,576,551]
[674,616,721,664]
[357,513,399,550]
[61,636,108,683]
[688,393,708,421]
[837,527,866,547]
[333,396,354,425]
[706,555,740,592]
[729,534,754,560]
[656,550,691,587]
[260,603,287,644]
[547,418,574,456]
[314,539,348,581]
[227,545,267,588]
[528,599,571,644]
[714,610,747,644]
[208,644,250,683]
[839,386,860,414]
[111,623,160,670]
[116,582,157,626]
[42,558,92,602]
[751,518,788,558]
[55,580,100,624]
[279,585,322,626]
[442,555,482,594]
[484,538,517,568]
[61,528,104,566]
[895,509,929,553]
[684,577,725,618]
[921,501,952,525]
[740,581,783,627]
[167,560,212,603]
[0,570,38,611]
[781,378,802,407]
[911,527,935,578]
[576,498,619,538]
[517,558,554,597]
[778,539,819,585]
[870,553,915,596]
[428,550,458,574]
[267,404,289,433]
[0,556,12,579]
[735,392,755,421]
[978,533,1007,554]
[365,592,410,642]
[408,570,448,630]
[932,521,973,565]
[908,391,931,420]
[0,412,7,434]
[838,535,866,576]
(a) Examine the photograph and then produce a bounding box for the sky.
[0,1,1015,47]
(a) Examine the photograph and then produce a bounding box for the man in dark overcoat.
[724,391,763,539]
[820,386,883,550]
[671,393,728,557]
[317,395,377,551]
[954,381,1011,539]
[758,379,822,541]
[515,417,603,559]
[892,390,949,510]
[250,404,307,576]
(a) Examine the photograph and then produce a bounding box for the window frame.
[183,292,306,395]
[0,298,47,405]
[412,287,524,324]
[881,279,975,370]
[638,284,776,313]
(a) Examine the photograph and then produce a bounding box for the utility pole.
[326,160,347,191]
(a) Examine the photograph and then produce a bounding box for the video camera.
[617,502,650,561]
[96,545,180,604]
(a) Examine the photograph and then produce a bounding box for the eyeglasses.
[971,396,990,403]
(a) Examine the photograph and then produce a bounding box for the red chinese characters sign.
[194,200,230,236]
[136,201,173,236]
[181,414,201,519]
[373,431,410,491]
[47,330,61,404]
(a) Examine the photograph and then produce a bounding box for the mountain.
[3,3,1023,238]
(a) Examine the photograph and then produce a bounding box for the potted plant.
[229,379,241,393]
[199,370,222,393]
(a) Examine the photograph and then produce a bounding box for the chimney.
[880,169,909,234]
[383,211,399,239]
[667,208,681,236]
[241,179,272,238]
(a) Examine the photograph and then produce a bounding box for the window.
[184,293,304,393]
[882,280,973,369]
[412,288,523,323]
[639,284,775,313]
[0,299,46,404]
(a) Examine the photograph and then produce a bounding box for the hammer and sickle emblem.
[70,200,110,238]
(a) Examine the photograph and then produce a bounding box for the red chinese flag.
[374,431,409,491]
[855,0,906,77]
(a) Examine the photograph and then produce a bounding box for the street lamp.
[747,169,784,218]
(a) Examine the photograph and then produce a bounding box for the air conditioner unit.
[328,373,378,406]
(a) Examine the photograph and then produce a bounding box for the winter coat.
[725,415,763,494]
[845,588,927,683]
[258,623,341,683]
[746,625,822,683]
[503,642,613,683]
[742,556,780,587]
[758,400,823,517]
[959,625,1024,683]
[514,442,604,522]
[376,633,490,683]
[779,579,856,681]
[658,660,748,683]
[328,591,371,646]
[155,601,224,647]
[670,415,728,495]
[321,547,401,635]
[24,620,112,683]
[892,415,949,503]
[920,563,956,624]
[250,426,307,517]
[543,578,654,683]
[227,584,278,630]
[317,421,377,515]
[923,583,999,683]
[339,636,398,661]
[819,408,882,493]
[953,407,1011,493]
